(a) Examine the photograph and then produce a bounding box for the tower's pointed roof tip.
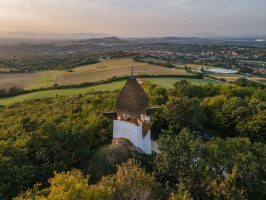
[114,68,149,116]
[129,66,135,79]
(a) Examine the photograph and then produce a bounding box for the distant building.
[102,69,159,154]
[203,67,238,74]
[255,39,265,42]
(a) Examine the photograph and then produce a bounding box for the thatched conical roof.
[114,77,149,117]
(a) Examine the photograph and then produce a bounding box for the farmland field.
[0,77,225,105]
[53,58,190,86]
[1,58,260,92]
[25,71,55,90]
[0,72,41,89]
[11,58,190,90]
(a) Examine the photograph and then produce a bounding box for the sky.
[0,0,265,37]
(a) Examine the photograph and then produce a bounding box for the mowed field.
[0,72,41,90]
[1,58,263,92]
[0,58,190,90]
[24,71,55,90]
[0,77,225,105]
[53,58,189,86]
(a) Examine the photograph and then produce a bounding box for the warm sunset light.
[0,1,265,200]
[0,0,265,37]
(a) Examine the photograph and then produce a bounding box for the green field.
[22,58,190,89]
[1,58,264,91]
[54,58,189,86]
[0,77,225,105]
[0,58,191,91]
[0,80,127,105]
[25,71,55,90]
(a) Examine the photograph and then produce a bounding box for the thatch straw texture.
[114,78,149,117]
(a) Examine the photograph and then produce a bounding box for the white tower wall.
[113,120,152,154]
[142,130,152,154]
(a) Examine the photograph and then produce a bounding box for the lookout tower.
[102,69,159,154]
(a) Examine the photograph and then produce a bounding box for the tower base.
[113,120,152,155]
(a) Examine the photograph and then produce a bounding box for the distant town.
[0,37,265,78]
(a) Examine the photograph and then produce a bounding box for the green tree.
[151,109,169,139]
[0,140,38,200]
[169,182,193,200]
[170,80,204,98]
[154,128,205,198]
[205,137,266,199]
[163,97,206,131]
[235,77,249,87]
[0,88,6,97]
[148,85,168,106]
[206,167,245,200]
[14,169,113,200]
[99,158,161,200]
[201,94,265,139]
[236,110,266,143]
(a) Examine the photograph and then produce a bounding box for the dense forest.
[0,80,265,199]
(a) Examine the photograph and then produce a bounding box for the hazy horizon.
[0,0,266,37]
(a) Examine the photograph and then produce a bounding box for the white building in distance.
[203,67,238,74]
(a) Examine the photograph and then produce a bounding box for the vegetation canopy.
[0,80,265,200]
